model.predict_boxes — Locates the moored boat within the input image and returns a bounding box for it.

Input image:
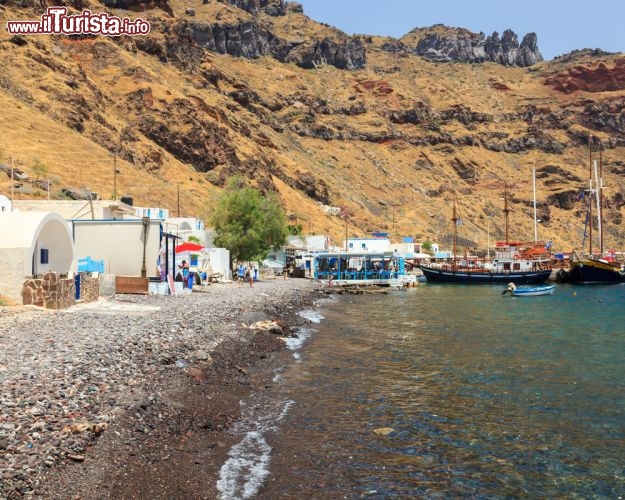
[417,187,553,284]
[502,283,555,296]
[419,262,552,284]
[558,138,625,284]
[558,255,625,284]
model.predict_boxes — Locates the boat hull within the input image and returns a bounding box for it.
[511,285,555,296]
[417,265,552,284]
[561,259,625,284]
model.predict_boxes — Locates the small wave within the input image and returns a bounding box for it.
[285,326,315,351]
[298,309,325,323]
[216,431,271,499]
[217,399,295,499]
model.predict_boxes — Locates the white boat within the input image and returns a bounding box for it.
[503,283,555,297]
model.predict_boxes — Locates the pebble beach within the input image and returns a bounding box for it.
[0,278,319,498]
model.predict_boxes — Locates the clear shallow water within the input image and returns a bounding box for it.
[258,283,625,498]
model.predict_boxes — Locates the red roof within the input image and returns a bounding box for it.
[175,242,204,253]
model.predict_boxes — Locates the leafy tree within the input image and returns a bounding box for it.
[211,177,289,261]
[187,235,201,244]
[288,223,303,235]
[422,241,433,254]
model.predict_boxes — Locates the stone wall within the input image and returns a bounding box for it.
[79,274,100,303]
[22,272,75,310]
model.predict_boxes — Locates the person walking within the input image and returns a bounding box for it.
[237,263,245,286]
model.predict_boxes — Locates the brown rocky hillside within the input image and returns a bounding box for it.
[1,0,625,253]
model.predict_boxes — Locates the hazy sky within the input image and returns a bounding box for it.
[296,0,624,60]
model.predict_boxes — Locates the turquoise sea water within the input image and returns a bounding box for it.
[255,283,625,498]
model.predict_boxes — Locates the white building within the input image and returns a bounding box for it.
[345,236,391,253]
[134,206,170,220]
[0,211,75,302]
[70,219,161,277]
[0,195,11,212]
[13,199,136,220]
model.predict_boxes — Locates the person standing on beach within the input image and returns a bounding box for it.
[246,266,253,287]
[283,264,288,280]
[237,263,245,286]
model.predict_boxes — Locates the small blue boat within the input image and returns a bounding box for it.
[503,283,555,297]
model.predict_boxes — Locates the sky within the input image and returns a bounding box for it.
[296,0,624,61]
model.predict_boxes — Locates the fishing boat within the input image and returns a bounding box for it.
[557,138,625,284]
[417,187,553,284]
[502,283,555,296]
[313,251,418,287]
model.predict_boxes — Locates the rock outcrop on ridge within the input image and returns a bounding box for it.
[401,25,543,66]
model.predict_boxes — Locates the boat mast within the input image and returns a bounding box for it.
[533,168,538,243]
[452,198,458,270]
[599,142,604,255]
[588,135,593,256]
[487,218,491,259]
[503,182,510,245]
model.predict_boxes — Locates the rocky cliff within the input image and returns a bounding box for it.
[0,0,624,252]
[401,25,543,66]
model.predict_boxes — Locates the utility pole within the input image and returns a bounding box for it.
[393,208,397,242]
[141,217,149,278]
[177,184,181,217]
[344,216,348,252]
[113,152,117,200]
[10,155,14,209]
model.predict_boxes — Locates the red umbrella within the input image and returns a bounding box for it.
[175,242,205,253]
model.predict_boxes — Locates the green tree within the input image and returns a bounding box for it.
[422,241,433,254]
[288,223,303,235]
[211,177,289,261]
[187,235,201,244]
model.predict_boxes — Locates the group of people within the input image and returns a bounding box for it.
[236,263,256,287]
[282,264,294,280]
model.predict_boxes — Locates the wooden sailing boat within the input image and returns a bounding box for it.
[417,188,552,284]
[559,138,625,283]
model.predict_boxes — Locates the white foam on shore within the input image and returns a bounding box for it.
[216,303,327,497]
[298,308,325,323]
[216,431,271,499]
[217,399,294,499]
[285,326,314,350]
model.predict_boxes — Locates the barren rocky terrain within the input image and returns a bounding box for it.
[1,0,625,250]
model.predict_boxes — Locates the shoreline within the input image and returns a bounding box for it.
[0,278,323,499]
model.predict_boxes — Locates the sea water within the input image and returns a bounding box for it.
[219,284,625,498]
